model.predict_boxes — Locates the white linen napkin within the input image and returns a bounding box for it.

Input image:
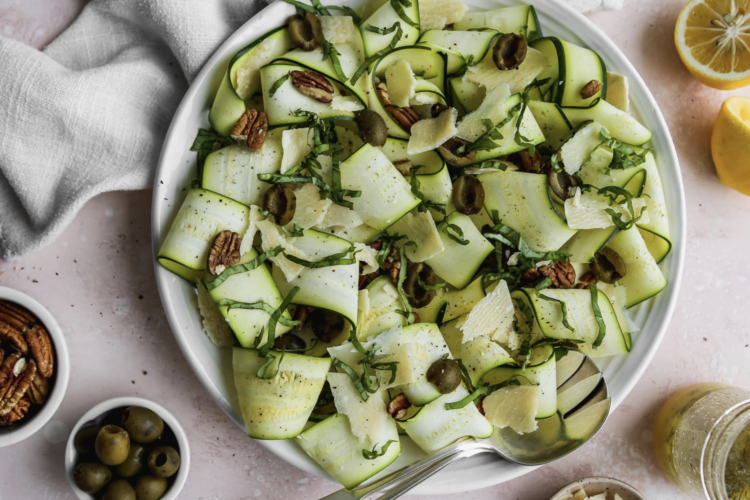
[0,0,264,259]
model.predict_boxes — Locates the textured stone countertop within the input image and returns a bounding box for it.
[1,0,750,498]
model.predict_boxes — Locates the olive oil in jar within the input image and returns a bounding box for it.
[726,424,750,499]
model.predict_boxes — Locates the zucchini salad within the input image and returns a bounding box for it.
[157,0,671,488]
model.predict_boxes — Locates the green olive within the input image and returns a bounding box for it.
[73,462,112,494]
[310,309,346,343]
[549,170,581,201]
[73,425,102,456]
[354,109,388,147]
[426,358,462,394]
[403,263,438,309]
[115,443,147,478]
[103,479,137,500]
[591,247,627,284]
[438,137,477,167]
[262,184,297,226]
[493,33,528,71]
[95,425,131,466]
[452,175,485,215]
[273,333,307,351]
[122,406,164,444]
[147,446,181,478]
[134,475,168,500]
[288,11,323,51]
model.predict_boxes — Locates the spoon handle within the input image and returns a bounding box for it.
[320,440,492,500]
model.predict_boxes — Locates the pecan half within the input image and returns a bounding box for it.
[386,105,419,132]
[0,348,4,366]
[207,230,242,275]
[0,359,36,417]
[0,322,28,355]
[26,324,54,379]
[393,160,412,177]
[522,262,577,289]
[387,393,412,419]
[575,271,599,289]
[291,70,334,103]
[389,260,402,284]
[580,80,602,99]
[230,109,268,151]
[375,82,391,106]
[0,396,30,425]
[0,301,37,328]
[27,373,49,405]
[0,352,20,397]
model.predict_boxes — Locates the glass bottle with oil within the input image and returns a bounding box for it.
[654,383,750,499]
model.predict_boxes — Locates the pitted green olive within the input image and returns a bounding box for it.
[493,33,528,71]
[354,109,388,147]
[103,479,136,500]
[74,425,102,456]
[115,443,146,478]
[549,170,581,201]
[262,184,297,226]
[452,175,485,215]
[403,263,438,309]
[438,137,477,167]
[426,359,462,394]
[147,446,181,478]
[591,247,627,284]
[122,406,164,444]
[95,425,130,466]
[73,462,112,494]
[134,475,168,500]
[273,333,306,351]
[310,309,346,343]
[289,12,323,51]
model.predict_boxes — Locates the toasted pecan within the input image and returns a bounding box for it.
[387,393,412,419]
[580,79,603,99]
[386,105,419,132]
[26,324,54,378]
[0,322,28,355]
[291,70,334,103]
[231,109,269,151]
[207,230,242,276]
[0,359,36,417]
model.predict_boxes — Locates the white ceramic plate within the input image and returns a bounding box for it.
[151,0,686,494]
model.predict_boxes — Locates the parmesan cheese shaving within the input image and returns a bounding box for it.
[240,205,269,257]
[255,219,308,281]
[560,122,606,175]
[317,202,364,229]
[290,184,331,229]
[234,38,278,100]
[464,47,548,94]
[565,188,650,230]
[280,128,312,173]
[389,211,444,262]
[418,0,469,31]
[457,83,511,142]
[482,384,540,434]
[605,72,629,113]
[327,372,390,443]
[354,242,379,274]
[320,15,359,45]
[196,282,236,347]
[407,107,458,155]
[331,95,365,112]
[459,280,515,343]
[385,59,417,108]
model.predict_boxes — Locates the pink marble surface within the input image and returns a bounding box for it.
[1,0,750,499]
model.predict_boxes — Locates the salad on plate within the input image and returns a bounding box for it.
[156,0,671,489]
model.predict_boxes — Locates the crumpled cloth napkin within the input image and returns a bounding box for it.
[0,0,622,259]
[0,0,264,259]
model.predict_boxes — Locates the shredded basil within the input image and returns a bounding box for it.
[257,351,284,379]
[417,276,446,291]
[395,242,418,324]
[389,0,418,27]
[351,22,403,84]
[453,54,475,75]
[269,72,290,97]
[332,358,371,400]
[444,376,523,410]
[281,0,317,13]
[590,285,606,349]
[190,128,233,173]
[363,440,397,460]
[285,247,358,268]
[326,5,362,24]
[443,223,470,246]
[535,277,553,291]
[259,287,300,358]
[513,79,551,155]
[374,233,405,269]
[321,40,349,83]
[585,184,645,230]
[205,246,284,292]
[218,299,301,328]
[538,293,575,333]
[455,358,475,393]
[281,224,305,238]
[282,0,360,23]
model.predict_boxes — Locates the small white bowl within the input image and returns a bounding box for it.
[550,477,647,500]
[65,396,190,500]
[0,286,70,448]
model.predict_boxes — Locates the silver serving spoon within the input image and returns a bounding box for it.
[322,351,610,500]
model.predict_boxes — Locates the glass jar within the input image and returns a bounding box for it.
[654,383,750,500]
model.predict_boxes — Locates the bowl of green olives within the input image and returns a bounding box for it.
[65,397,189,500]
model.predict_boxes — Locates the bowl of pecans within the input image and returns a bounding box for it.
[0,286,70,447]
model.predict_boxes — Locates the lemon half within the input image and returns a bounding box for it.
[712,96,750,196]
[675,0,750,90]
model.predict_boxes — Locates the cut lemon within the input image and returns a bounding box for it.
[675,0,750,90]
[712,96,750,196]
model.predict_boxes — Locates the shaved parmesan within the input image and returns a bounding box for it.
[318,202,364,229]
[389,211,444,262]
[354,242,379,274]
[357,289,370,330]
[569,489,588,500]
[419,0,469,31]
[560,122,608,175]
[588,495,607,500]
[255,220,308,281]
[482,384,540,434]
[327,372,391,443]
[320,15,359,45]
[410,92,439,105]
[565,188,649,230]
[196,282,235,347]
[281,128,312,173]
[458,280,514,344]
[465,47,548,94]
[331,95,365,112]
[457,83,511,142]
[240,205,269,257]
[234,37,278,100]
[605,72,629,113]
[328,342,366,376]
[386,60,417,108]
[367,327,418,388]
[290,183,331,229]
[261,128,284,173]
[407,107,458,155]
